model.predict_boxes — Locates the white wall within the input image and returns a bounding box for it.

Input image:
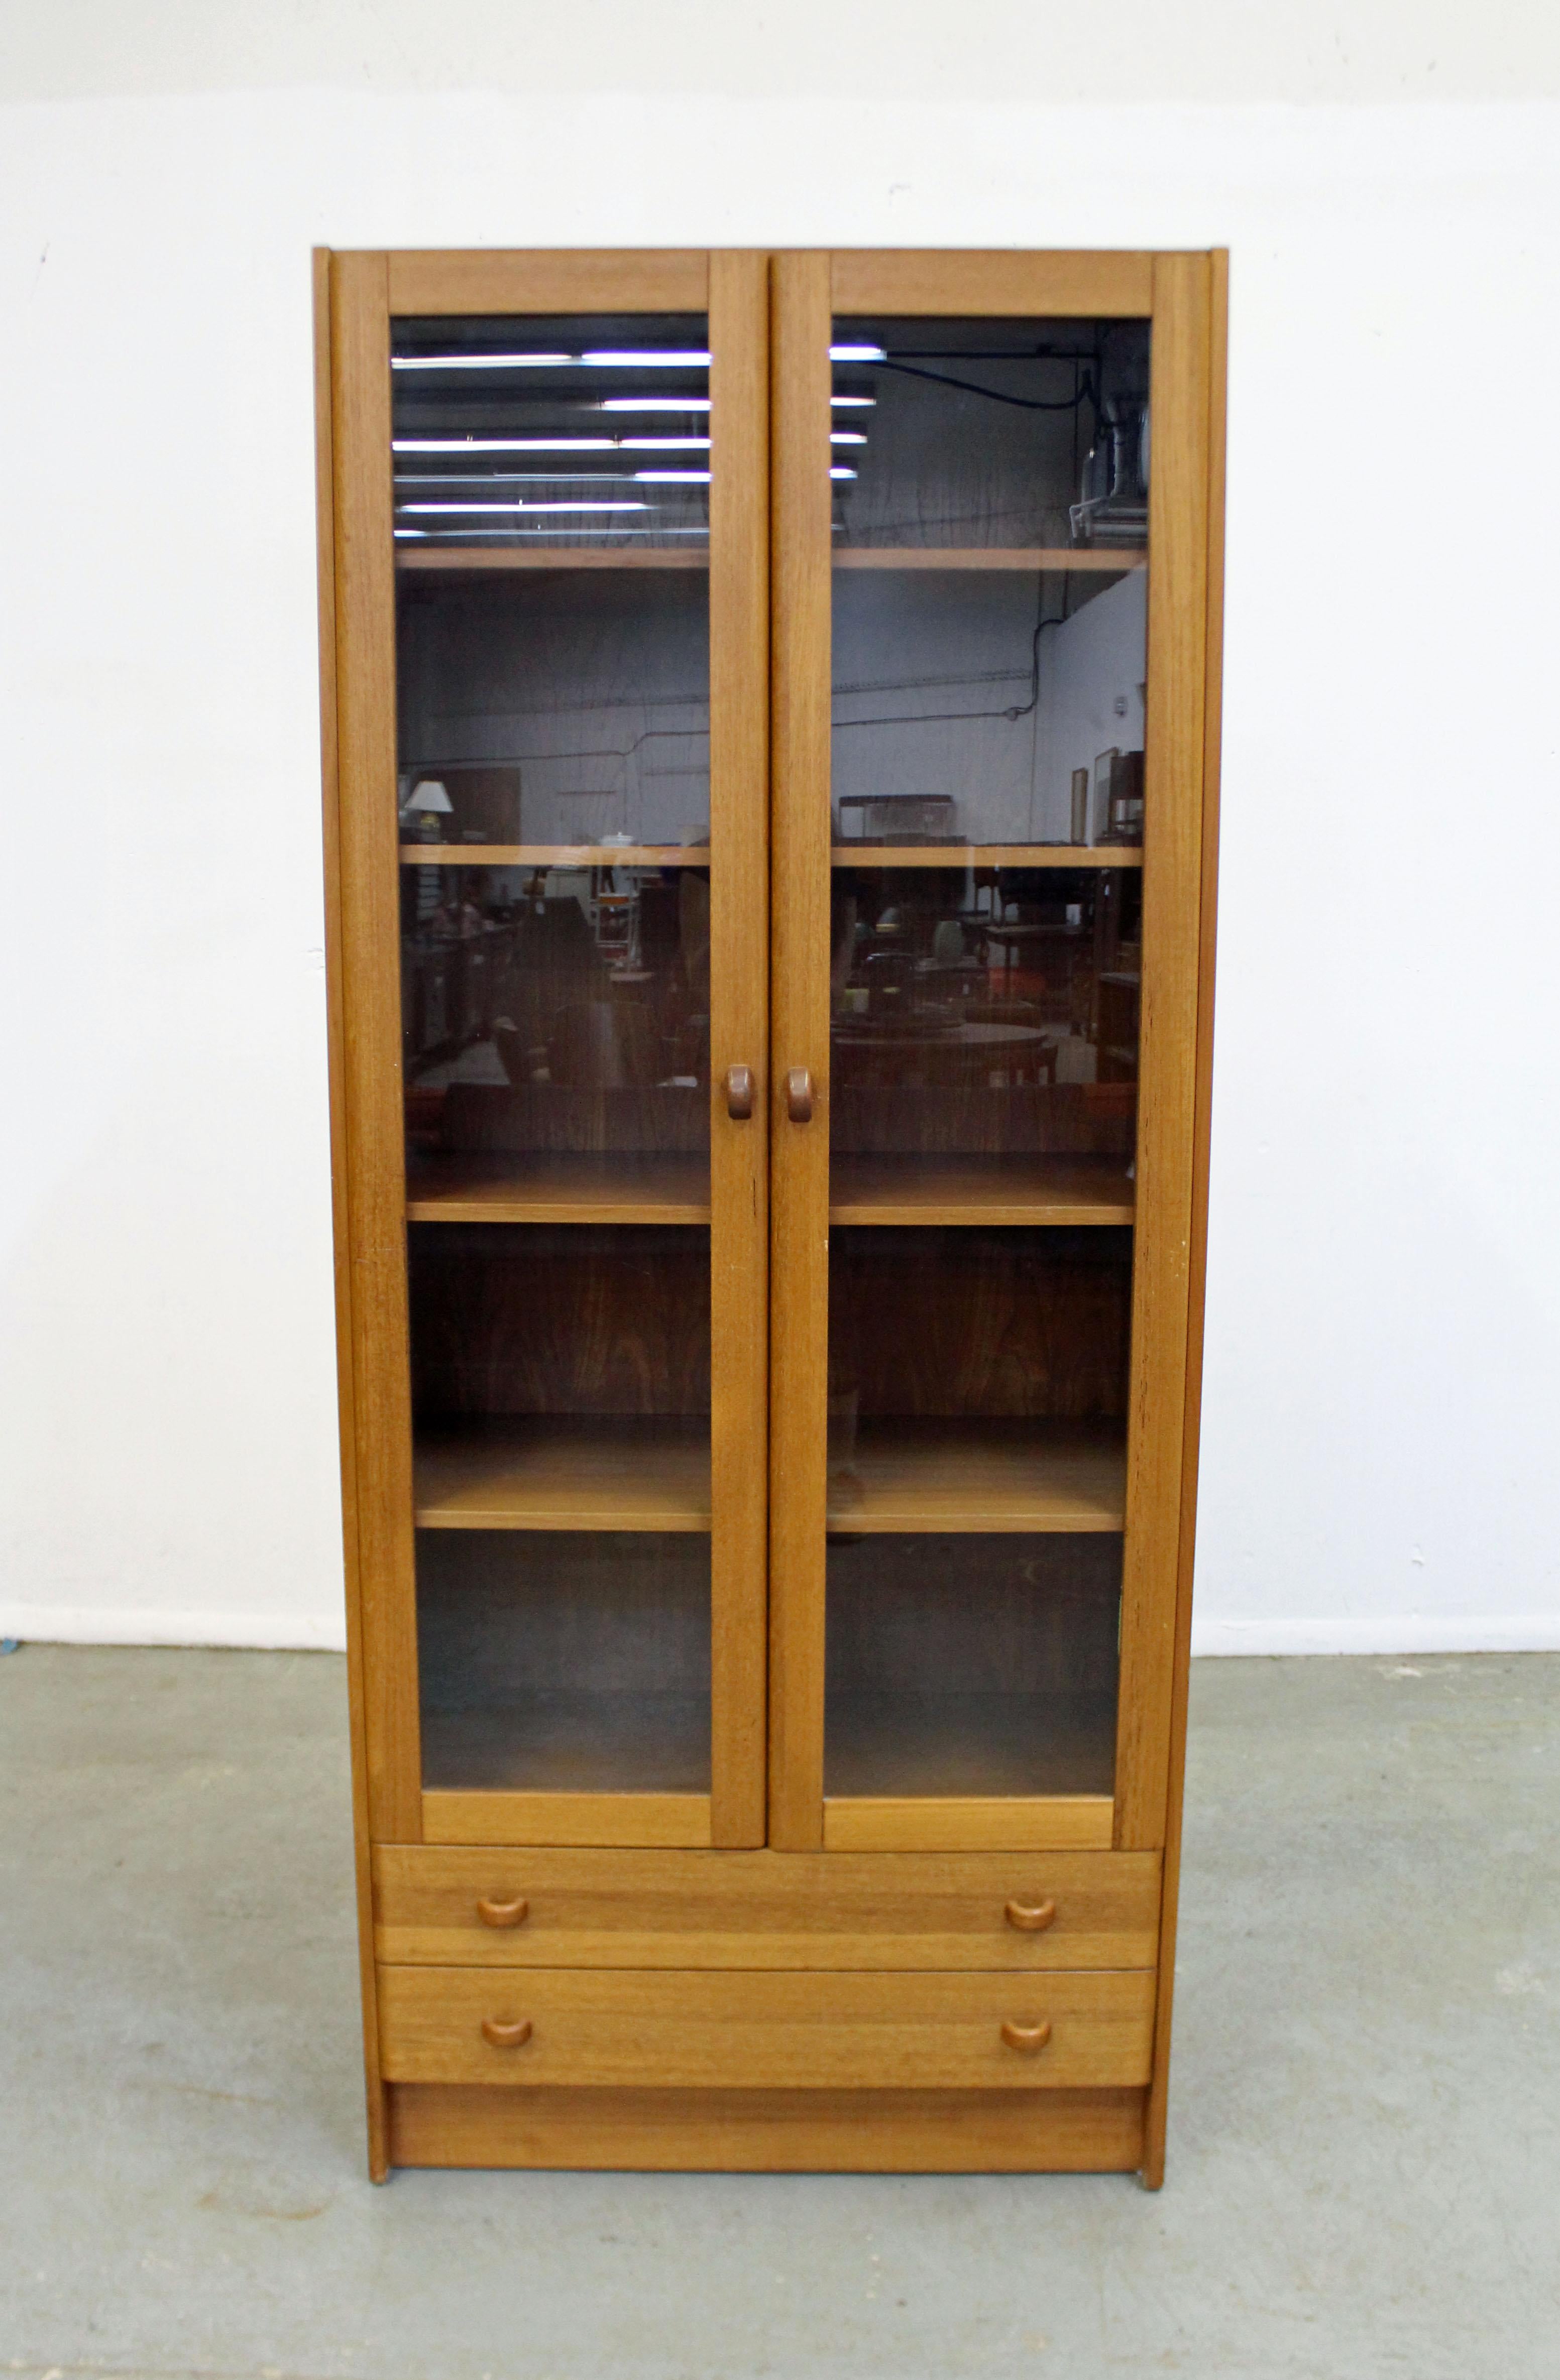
[2,6,1558,1653]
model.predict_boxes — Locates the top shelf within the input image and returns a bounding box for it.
[834,846,1141,869]
[395,545,1145,576]
[400,844,708,868]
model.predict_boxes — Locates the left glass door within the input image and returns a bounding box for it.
[325,253,768,1849]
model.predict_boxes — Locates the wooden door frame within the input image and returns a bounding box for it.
[765,250,1225,1858]
[317,249,771,1869]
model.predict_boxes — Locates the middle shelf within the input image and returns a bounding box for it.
[412,1417,1126,1535]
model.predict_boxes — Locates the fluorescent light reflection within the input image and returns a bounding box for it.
[633,469,711,483]
[599,396,712,413]
[397,501,650,515]
[832,394,875,407]
[583,349,711,367]
[830,343,886,362]
[830,467,857,480]
[391,348,711,372]
[830,432,867,445]
[393,436,711,453]
[392,353,573,371]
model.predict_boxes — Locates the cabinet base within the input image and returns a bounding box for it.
[386,2083,1145,2173]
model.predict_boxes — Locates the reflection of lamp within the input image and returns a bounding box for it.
[400,778,453,843]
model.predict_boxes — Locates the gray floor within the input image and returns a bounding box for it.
[2,1646,1555,2380]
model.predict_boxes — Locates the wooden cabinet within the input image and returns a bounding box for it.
[316,245,1225,2183]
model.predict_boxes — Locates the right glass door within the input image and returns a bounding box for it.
[770,252,1211,1855]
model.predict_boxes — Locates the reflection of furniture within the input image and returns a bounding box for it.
[319,242,1224,2188]
[1096,973,1141,1083]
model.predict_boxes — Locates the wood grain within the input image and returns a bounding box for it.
[377,1965,1155,2089]
[1112,254,1212,1855]
[423,1792,713,1848]
[830,1155,1134,1226]
[830,252,1154,318]
[385,250,710,315]
[314,248,390,2184]
[398,844,705,868]
[329,249,423,1844]
[822,1797,1116,1852]
[387,2082,1145,2171]
[834,547,1144,572]
[413,1419,710,1530]
[767,252,834,1848]
[707,251,771,1848]
[1144,248,1227,2192]
[372,1843,1161,1971]
[405,1151,710,1225]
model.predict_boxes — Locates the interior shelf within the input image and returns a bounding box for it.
[400,843,708,868]
[831,846,1142,869]
[397,548,709,573]
[414,1419,711,1532]
[407,1152,711,1225]
[828,1420,1126,1533]
[419,1690,711,1796]
[824,1690,1118,1800]
[833,547,1145,572]
[829,1155,1134,1227]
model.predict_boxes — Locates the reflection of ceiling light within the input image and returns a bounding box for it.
[618,437,711,451]
[395,437,615,452]
[830,432,867,445]
[397,500,650,514]
[583,349,711,367]
[395,471,642,485]
[830,467,857,480]
[599,396,712,412]
[633,470,711,483]
[831,394,875,406]
[830,343,886,361]
[392,352,572,370]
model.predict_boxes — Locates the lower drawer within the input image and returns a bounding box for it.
[377,1966,1155,2091]
[373,1846,1161,1970]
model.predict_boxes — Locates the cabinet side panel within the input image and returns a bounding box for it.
[330,252,422,1843]
[315,250,389,2181]
[708,252,771,1846]
[1143,250,1228,2188]
[1113,255,1212,1851]
[767,254,834,1848]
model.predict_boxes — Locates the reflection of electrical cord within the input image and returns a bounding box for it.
[833,580,1068,732]
[872,360,1098,421]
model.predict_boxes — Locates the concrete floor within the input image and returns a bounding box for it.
[2,1647,1555,2380]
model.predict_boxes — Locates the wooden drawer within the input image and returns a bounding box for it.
[378,1966,1155,2090]
[373,1845,1160,1970]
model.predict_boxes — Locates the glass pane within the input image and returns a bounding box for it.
[392,309,714,1808]
[825,310,1148,1815]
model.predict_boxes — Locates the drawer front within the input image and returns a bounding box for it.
[378,1966,1155,2090]
[374,1845,1160,1970]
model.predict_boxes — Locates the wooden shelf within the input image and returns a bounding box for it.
[830,1155,1134,1227]
[832,846,1142,869]
[398,548,708,573]
[401,844,708,868]
[407,1152,710,1225]
[414,1419,711,1532]
[834,548,1145,572]
[420,1695,711,1798]
[824,1690,1118,1802]
[828,1421,1125,1533]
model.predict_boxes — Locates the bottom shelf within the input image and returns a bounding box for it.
[825,1690,1118,1801]
[420,1689,711,1797]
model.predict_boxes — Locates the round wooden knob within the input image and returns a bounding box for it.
[725,1063,754,1120]
[481,2016,533,2050]
[476,1894,529,1929]
[1000,2019,1052,2054]
[1004,1897,1057,1933]
[786,1066,814,1123]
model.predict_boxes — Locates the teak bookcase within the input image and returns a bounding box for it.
[315,246,1225,2182]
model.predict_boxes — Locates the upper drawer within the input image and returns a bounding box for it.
[378,1964,1155,2091]
[373,1844,1160,1970]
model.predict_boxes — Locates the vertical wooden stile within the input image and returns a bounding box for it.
[329,252,423,1844]
[1143,250,1228,2186]
[766,254,834,1848]
[314,251,390,2180]
[708,252,771,1846]
[1111,255,1213,1853]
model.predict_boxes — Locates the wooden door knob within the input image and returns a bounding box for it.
[476,1894,529,1929]
[481,2016,533,2050]
[725,1063,754,1120]
[786,1066,814,1123]
[1000,2019,1052,2054]
[1004,1897,1057,1933]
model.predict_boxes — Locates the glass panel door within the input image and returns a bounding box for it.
[769,254,1186,1853]
[329,255,768,1848]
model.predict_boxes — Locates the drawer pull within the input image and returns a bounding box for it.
[725,1063,755,1120]
[1004,1897,1057,1933]
[481,2016,533,2050]
[786,1066,814,1124]
[1000,2019,1052,2054]
[476,1894,529,1929]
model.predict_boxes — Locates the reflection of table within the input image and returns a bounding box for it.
[832,1018,1054,1089]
